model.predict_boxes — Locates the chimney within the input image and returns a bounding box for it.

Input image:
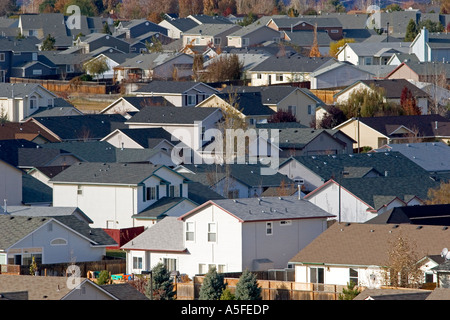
[2,199,7,213]
[435,121,438,130]
[298,184,302,200]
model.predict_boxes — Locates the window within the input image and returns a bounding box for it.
[66,64,74,73]
[146,186,156,200]
[349,268,358,285]
[364,57,372,65]
[276,74,283,82]
[32,69,42,76]
[310,267,324,284]
[51,238,67,246]
[163,258,177,272]
[28,30,37,36]
[227,190,239,199]
[242,38,249,46]
[266,222,273,235]
[133,256,142,269]
[0,53,5,62]
[29,96,37,109]
[208,223,216,242]
[169,185,175,197]
[77,185,83,195]
[308,105,314,115]
[32,53,37,61]
[331,29,339,33]
[186,222,195,241]
[217,265,226,273]
[187,94,196,106]
[214,38,221,45]
[287,106,296,116]
[22,253,42,266]
[199,264,207,274]
[256,73,262,79]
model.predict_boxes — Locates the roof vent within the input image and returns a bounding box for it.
[416,226,423,230]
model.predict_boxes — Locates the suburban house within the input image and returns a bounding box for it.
[410,27,450,63]
[195,91,275,126]
[333,114,450,150]
[50,162,192,229]
[366,204,450,226]
[277,151,432,193]
[113,52,194,83]
[181,23,241,48]
[124,105,223,153]
[309,60,374,89]
[0,83,57,122]
[132,80,218,107]
[121,196,334,278]
[336,41,411,66]
[82,52,139,80]
[304,174,438,223]
[247,55,334,87]
[282,30,333,55]
[100,96,174,118]
[113,19,168,39]
[386,60,450,84]
[38,51,92,79]
[266,16,343,41]
[158,17,199,39]
[175,163,294,199]
[372,142,450,173]
[333,79,430,115]
[0,212,116,267]
[221,85,324,127]
[226,25,281,48]
[101,128,176,151]
[70,33,131,54]
[289,223,450,290]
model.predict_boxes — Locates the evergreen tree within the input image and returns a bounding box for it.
[235,269,262,300]
[404,19,418,41]
[146,262,175,300]
[102,22,112,35]
[41,34,56,51]
[97,270,111,285]
[199,266,226,300]
[338,281,360,300]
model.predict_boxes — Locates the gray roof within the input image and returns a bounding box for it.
[135,197,194,219]
[184,23,240,36]
[0,36,40,52]
[250,55,334,73]
[342,42,411,56]
[277,128,346,149]
[0,214,116,249]
[227,25,275,37]
[126,105,221,124]
[282,30,333,46]
[160,17,199,32]
[0,83,48,98]
[49,162,169,185]
[373,142,450,172]
[269,16,342,28]
[4,206,93,224]
[121,216,185,252]
[183,196,334,222]
[116,52,191,69]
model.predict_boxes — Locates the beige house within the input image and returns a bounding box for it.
[333,114,450,150]
[227,25,281,48]
[0,83,57,122]
[182,23,241,48]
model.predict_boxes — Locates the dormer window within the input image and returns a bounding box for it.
[29,96,37,109]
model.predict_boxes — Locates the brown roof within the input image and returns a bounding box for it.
[0,122,59,142]
[0,274,78,300]
[426,288,450,300]
[290,222,450,266]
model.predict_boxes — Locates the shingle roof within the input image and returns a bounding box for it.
[213,92,275,116]
[289,222,450,266]
[0,83,45,98]
[0,36,40,52]
[5,205,92,223]
[30,114,128,141]
[356,114,450,138]
[0,139,39,167]
[0,122,59,142]
[373,142,450,172]
[100,283,149,300]
[249,55,334,73]
[183,23,240,36]
[282,151,431,182]
[134,80,217,94]
[49,162,166,185]
[22,174,52,204]
[180,196,334,222]
[110,128,175,148]
[135,197,192,219]
[121,216,185,252]
[126,105,221,124]
[277,128,346,149]
[366,204,450,226]
[356,79,429,98]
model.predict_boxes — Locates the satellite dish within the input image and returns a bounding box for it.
[442,248,448,258]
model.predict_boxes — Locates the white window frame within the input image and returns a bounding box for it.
[242,38,249,46]
[29,96,37,109]
[349,268,359,285]
[146,186,156,200]
[186,222,195,241]
[208,223,217,242]
[32,69,42,76]
[276,74,284,82]
[77,185,83,195]
[50,238,68,246]
[163,258,177,272]
[187,94,196,106]
[133,256,143,269]
[0,53,5,62]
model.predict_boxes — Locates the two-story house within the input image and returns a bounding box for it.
[50,162,192,229]
[182,23,241,48]
[121,196,334,277]
[0,83,57,122]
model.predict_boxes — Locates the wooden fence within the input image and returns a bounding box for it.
[0,264,20,275]
[18,259,126,277]
[176,276,347,300]
[10,77,119,95]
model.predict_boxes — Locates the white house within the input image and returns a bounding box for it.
[0,83,57,122]
[0,214,116,267]
[50,162,191,229]
[289,222,450,289]
[121,196,334,278]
